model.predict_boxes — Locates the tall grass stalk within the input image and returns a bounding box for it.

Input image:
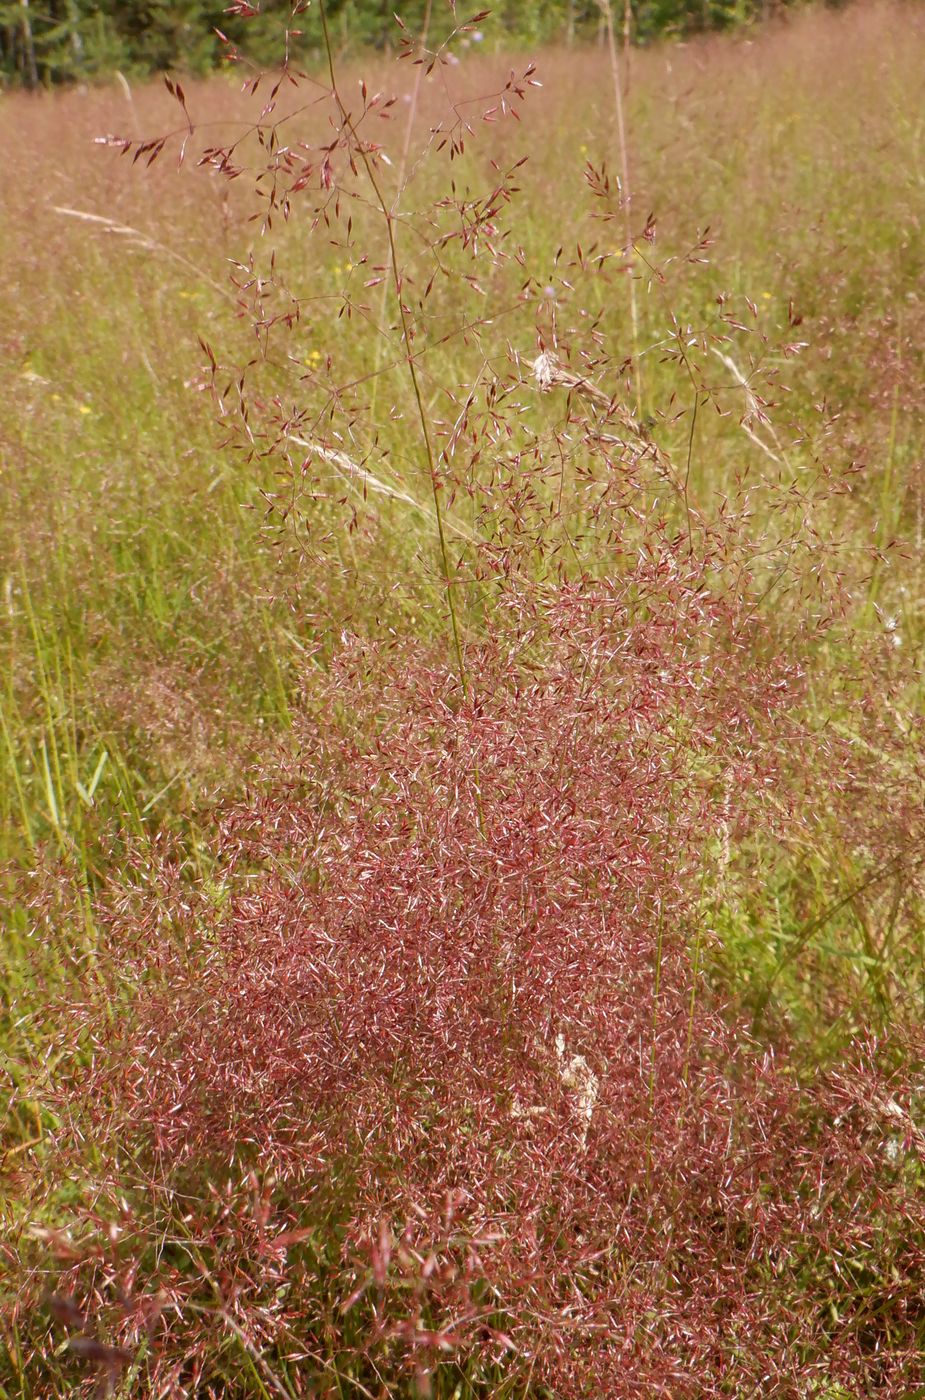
[599,0,642,416]
[318,0,468,700]
[318,0,485,837]
[368,0,433,425]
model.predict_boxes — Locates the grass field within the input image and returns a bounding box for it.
[3,4,925,1395]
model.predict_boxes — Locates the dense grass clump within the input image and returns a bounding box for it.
[4,3,925,1395]
[42,620,925,1394]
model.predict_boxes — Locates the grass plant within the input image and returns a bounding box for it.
[3,3,925,1394]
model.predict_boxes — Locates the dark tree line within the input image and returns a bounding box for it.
[0,0,810,88]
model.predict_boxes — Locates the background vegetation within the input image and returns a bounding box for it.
[5,0,828,87]
[3,1,925,1395]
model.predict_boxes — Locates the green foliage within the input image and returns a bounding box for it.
[0,0,805,88]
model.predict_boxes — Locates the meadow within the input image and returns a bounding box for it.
[3,3,925,1394]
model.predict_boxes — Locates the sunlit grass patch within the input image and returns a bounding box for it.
[3,5,925,1393]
